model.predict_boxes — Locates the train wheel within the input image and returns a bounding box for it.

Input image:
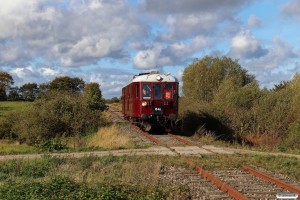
[142,122,152,132]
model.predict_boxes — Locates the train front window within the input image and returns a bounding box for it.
[154,84,162,100]
[142,83,151,99]
[164,83,173,99]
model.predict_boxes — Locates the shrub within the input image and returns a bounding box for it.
[3,92,103,144]
[284,122,300,148]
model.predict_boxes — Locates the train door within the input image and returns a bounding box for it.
[132,83,140,117]
[126,86,129,114]
[122,88,125,113]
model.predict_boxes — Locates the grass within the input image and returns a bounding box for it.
[0,140,36,155]
[0,154,299,199]
[0,155,185,199]
[108,102,122,111]
[0,101,32,118]
[86,124,134,149]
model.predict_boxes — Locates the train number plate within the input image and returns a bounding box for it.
[153,107,163,115]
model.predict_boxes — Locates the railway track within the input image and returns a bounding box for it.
[110,107,300,199]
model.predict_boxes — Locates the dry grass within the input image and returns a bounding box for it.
[87,124,134,149]
[243,132,281,147]
[99,111,113,126]
[108,103,122,111]
[120,160,162,188]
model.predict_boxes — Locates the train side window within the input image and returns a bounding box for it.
[142,83,151,99]
[136,84,139,98]
[164,83,173,99]
[154,84,162,100]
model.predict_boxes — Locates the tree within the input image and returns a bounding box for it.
[83,82,106,111]
[48,76,85,94]
[272,81,289,91]
[182,56,256,102]
[0,72,14,100]
[110,97,120,103]
[19,83,39,101]
[7,87,20,101]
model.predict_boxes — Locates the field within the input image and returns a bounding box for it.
[0,101,32,117]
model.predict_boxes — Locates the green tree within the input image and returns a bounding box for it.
[182,56,255,102]
[48,76,85,94]
[19,83,39,101]
[0,72,14,100]
[83,83,106,111]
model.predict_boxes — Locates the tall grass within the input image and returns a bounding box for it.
[87,124,134,149]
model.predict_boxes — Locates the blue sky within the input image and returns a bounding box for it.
[0,0,300,98]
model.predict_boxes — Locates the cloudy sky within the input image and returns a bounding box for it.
[0,0,300,98]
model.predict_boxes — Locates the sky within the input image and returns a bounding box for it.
[0,0,300,98]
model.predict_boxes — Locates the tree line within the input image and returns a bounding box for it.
[0,72,100,102]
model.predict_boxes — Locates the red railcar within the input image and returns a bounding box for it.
[121,71,179,131]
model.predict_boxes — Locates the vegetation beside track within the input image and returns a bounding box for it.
[180,56,300,152]
[0,155,187,199]
[0,154,299,199]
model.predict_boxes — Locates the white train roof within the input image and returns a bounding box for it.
[125,71,178,86]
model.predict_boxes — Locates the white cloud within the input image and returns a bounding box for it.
[0,0,146,67]
[240,37,298,88]
[133,36,208,69]
[229,30,267,59]
[133,44,164,69]
[248,37,296,69]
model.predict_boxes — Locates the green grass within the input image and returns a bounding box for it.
[0,101,32,118]
[0,140,36,155]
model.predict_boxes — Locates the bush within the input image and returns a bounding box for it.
[1,92,103,144]
[284,122,300,148]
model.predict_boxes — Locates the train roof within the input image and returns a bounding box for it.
[125,71,178,86]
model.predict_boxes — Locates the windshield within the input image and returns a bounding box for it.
[154,84,162,100]
[142,83,151,99]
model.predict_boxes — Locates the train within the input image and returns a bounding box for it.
[121,71,179,131]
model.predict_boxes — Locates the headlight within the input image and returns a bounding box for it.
[142,101,148,107]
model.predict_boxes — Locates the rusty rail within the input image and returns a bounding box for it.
[183,157,249,200]
[167,133,194,145]
[134,129,248,199]
[242,165,300,195]
[130,124,163,145]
